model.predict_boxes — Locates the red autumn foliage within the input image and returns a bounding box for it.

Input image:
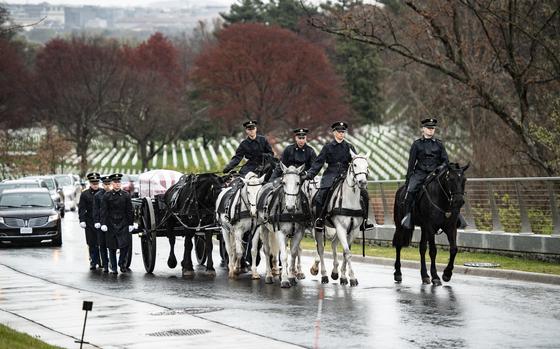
[191,23,350,136]
[0,39,29,128]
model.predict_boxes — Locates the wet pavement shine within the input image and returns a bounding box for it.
[0,211,559,348]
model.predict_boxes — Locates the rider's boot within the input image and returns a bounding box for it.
[360,189,375,231]
[401,191,415,230]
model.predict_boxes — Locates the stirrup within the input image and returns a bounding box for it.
[361,219,374,231]
[314,218,324,232]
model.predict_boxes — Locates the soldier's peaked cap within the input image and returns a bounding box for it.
[243,120,257,129]
[421,118,438,127]
[331,121,348,131]
[293,128,309,136]
[109,173,123,182]
[101,176,111,184]
[86,172,101,182]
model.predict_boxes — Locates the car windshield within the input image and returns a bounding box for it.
[0,183,40,191]
[55,176,72,186]
[41,178,56,190]
[0,193,53,208]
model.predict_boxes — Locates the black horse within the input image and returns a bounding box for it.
[164,173,224,278]
[393,162,469,285]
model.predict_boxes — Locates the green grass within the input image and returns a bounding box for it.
[299,237,560,275]
[0,324,62,349]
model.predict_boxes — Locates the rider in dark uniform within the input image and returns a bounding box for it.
[270,128,317,181]
[79,173,101,270]
[100,173,134,274]
[305,122,374,232]
[222,120,274,176]
[401,118,449,229]
[93,175,111,273]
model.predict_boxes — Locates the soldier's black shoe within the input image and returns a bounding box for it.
[120,266,127,273]
[110,269,118,274]
[103,268,109,273]
[401,213,413,230]
[360,219,375,231]
[89,264,96,270]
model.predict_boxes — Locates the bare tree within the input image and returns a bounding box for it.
[308,0,560,175]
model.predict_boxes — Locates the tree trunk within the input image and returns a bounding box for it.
[139,140,149,172]
[76,141,89,177]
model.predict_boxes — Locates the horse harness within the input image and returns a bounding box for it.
[421,167,464,219]
[261,184,311,238]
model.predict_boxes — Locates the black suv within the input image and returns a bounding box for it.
[0,188,62,246]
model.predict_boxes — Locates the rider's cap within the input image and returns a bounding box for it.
[421,118,438,127]
[243,120,257,129]
[331,121,348,131]
[109,173,123,182]
[293,128,309,136]
[86,172,101,183]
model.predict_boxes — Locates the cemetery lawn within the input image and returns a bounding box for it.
[0,324,62,349]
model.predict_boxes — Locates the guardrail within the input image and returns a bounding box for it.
[367,177,560,236]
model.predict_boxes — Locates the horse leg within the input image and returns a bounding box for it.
[277,231,291,288]
[443,230,458,282]
[394,243,403,283]
[296,243,305,280]
[261,227,274,284]
[428,233,441,286]
[182,233,195,279]
[309,228,321,277]
[331,237,340,281]
[419,227,430,284]
[167,229,177,269]
[205,232,215,277]
[234,226,245,275]
[315,228,328,284]
[222,226,236,279]
[336,222,356,286]
[250,227,261,280]
[288,231,303,286]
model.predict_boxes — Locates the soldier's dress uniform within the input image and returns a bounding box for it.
[270,128,317,181]
[93,176,110,273]
[401,118,449,229]
[78,173,101,270]
[306,122,372,231]
[223,120,274,176]
[100,173,134,274]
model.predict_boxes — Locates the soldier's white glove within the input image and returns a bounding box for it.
[128,225,134,233]
[133,222,138,229]
[101,225,108,232]
[79,222,86,229]
[94,222,101,229]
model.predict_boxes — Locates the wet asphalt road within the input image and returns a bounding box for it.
[1,211,559,349]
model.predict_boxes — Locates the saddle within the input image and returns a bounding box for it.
[217,178,247,224]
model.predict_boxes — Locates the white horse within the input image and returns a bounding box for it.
[257,164,308,288]
[309,151,369,286]
[216,172,265,279]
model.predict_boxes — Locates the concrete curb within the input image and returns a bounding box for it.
[299,249,560,286]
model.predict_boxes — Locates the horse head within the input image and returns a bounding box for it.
[280,163,304,213]
[242,172,266,217]
[349,149,370,189]
[441,162,470,210]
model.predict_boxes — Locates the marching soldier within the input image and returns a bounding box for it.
[93,175,111,273]
[305,122,374,232]
[100,173,134,274]
[401,118,449,229]
[78,173,101,270]
[222,120,275,176]
[270,128,317,181]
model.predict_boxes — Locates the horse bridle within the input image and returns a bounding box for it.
[346,156,369,188]
[281,171,302,208]
[241,181,261,212]
[423,168,465,218]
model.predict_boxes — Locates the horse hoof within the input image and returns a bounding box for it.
[289,277,297,286]
[273,269,281,276]
[350,279,358,287]
[432,278,442,286]
[310,267,318,276]
[182,269,194,279]
[281,281,291,288]
[394,273,402,282]
[252,273,261,280]
[265,276,274,284]
[442,273,452,282]
[206,270,216,278]
[422,277,431,285]
[296,272,306,280]
[228,272,237,279]
[167,259,177,269]
[340,278,348,286]
[331,272,339,280]
[321,276,329,284]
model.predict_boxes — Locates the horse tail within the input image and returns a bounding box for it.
[392,185,413,247]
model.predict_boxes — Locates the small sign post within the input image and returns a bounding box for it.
[76,301,93,349]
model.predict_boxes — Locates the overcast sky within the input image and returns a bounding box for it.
[4,0,235,7]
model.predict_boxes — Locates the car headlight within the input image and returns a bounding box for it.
[48,214,59,222]
[0,217,4,224]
